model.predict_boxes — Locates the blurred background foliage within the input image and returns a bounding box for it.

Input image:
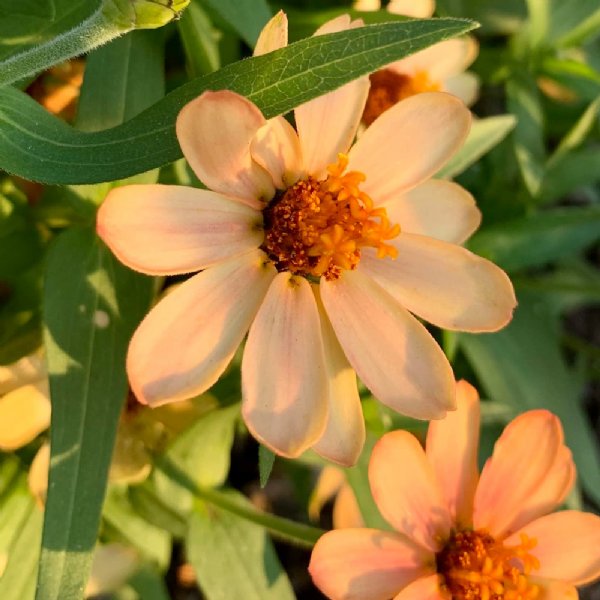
[0,0,599,598]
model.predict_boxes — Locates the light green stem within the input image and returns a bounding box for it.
[0,4,129,87]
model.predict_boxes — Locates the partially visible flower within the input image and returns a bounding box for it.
[98,13,515,466]
[85,543,139,598]
[309,465,364,530]
[310,381,600,599]
[354,0,435,18]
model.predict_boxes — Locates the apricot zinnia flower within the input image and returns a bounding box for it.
[309,381,600,599]
[97,15,515,465]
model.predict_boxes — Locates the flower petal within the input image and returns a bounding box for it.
[369,431,452,551]
[128,250,275,406]
[309,528,434,600]
[0,382,50,450]
[348,92,471,202]
[360,233,516,332]
[426,380,480,528]
[382,179,481,244]
[334,484,365,529]
[241,273,328,458]
[311,290,365,467]
[444,72,480,106]
[28,441,50,507]
[295,16,369,178]
[0,353,45,395]
[308,466,346,521]
[534,578,578,600]
[393,575,446,600]
[253,10,288,56]
[474,410,568,538]
[97,184,263,275]
[85,544,139,598]
[388,0,435,17]
[320,270,455,420]
[507,511,600,586]
[250,116,304,189]
[176,90,274,201]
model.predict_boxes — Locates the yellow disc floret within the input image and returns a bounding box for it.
[436,530,541,600]
[262,154,400,281]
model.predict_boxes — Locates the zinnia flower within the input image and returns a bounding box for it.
[309,380,600,599]
[97,14,515,465]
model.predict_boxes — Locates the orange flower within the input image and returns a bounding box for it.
[309,381,600,599]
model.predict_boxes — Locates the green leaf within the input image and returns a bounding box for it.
[128,565,171,600]
[506,73,546,198]
[458,297,600,505]
[467,205,600,272]
[37,228,154,600]
[258,445,276,488]
[177,0,220,77]
[0,18,478,184]
[524,0,550,49]
[436,115,517,179]
[187,494,296,600]
[200,0,271,47]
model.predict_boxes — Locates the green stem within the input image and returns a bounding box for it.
[0,4,130,87]
[155,457,325,548]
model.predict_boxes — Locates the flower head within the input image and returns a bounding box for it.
[309,381,600,599]
[97,13,516,465]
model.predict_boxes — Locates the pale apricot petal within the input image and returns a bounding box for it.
[393,38,477,81]
[348,93,471,202]
[97,185,263,275]
[253,10,288,56]
[176,90,274,201]
[85,544,139,598]
[444,72,480,106]
[474,410,566,538]
[242,273,328,458]
[250,116,304,189]
[393,575,446,600]
[535,578,578,600]
[295,16,369,178]
[354,0,381,10]
[426,380,480,528]
[360,233,516,332]
[320,270,455,420]
[309,466,346,521]
[0,353,45,395]
[309,528,434,600]
[334,484,365,529]
[0,382,50,451]
[388,0,435,17]
[312,292,365,467]
[381,180,480,244]
[128,251,275,406]
[507,511,600,586]
[369,431,451,551]
[28,442,49,507]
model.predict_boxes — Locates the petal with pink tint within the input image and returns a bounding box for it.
[311,290,365,467]
[295,16,369,179]
[534,578,578,600]
[360,233,517,332]
[251,116,304,189]
[176,90,274,202]
[0,382,51,451]
[392,38,478,81]
[309,528,434,600]
[348,93,471,202]
[369,431,451,551]
[253,10,288,56]
[474,410,567,538]
[444,72,480,106]
[242,273,328,458]
[334,484,365,529]
[381,179,481,244]
[97,184,263,275]
[426,380,480,528]
[507,511,600,586]
[128,250,275,406]
[320,270,455,420]
[393,575,446,600]
[388,0,435,17]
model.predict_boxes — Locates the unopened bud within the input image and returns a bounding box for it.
[103,0,190,30]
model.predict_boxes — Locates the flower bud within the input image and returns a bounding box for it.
[103,0,190,30]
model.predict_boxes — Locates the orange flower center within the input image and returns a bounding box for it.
[362,68,441,126]
[436,530,541,600]
[261,154,400,281]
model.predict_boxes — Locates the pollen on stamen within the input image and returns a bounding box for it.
[436,529,541,600]
[261,153,400,281]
